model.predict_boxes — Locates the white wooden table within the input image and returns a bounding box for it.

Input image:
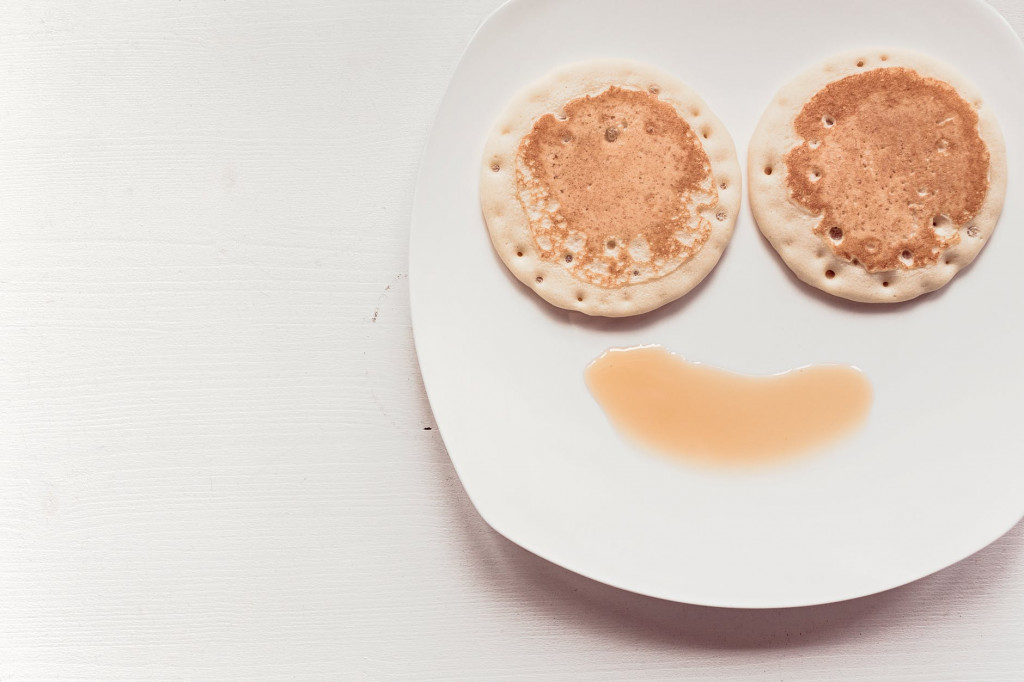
[0,1,1020,678]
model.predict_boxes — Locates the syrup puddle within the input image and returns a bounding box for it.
[585,345,872,465]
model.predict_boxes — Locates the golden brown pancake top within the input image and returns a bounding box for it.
[515,87,716,288]
[784,67,990,273]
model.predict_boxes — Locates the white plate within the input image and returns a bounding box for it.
[409,0,1024,607]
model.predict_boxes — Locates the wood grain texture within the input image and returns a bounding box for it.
[0,0,1018,679]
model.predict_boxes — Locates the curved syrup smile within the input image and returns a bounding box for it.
[586,345,872,465]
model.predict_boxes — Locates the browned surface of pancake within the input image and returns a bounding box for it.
[784,68,990,273]
[515,87,715,288]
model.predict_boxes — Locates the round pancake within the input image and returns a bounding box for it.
[480,60,741,317]
[748,49,1007,303]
